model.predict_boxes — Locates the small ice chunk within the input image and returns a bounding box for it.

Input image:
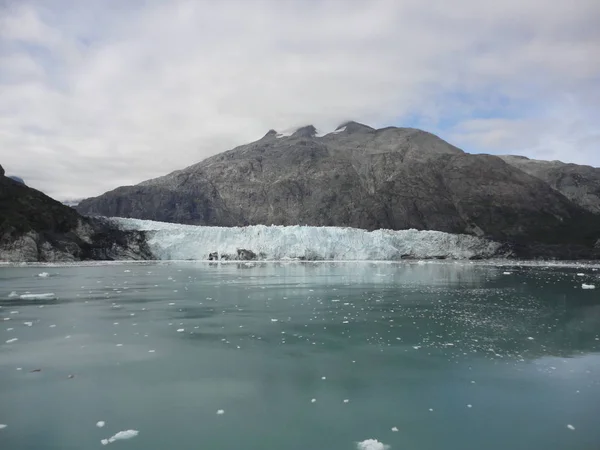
[576,273,585,276]
[101,429,139,445]
[0,424,6,429]
[19,293,57,300]
[38,272,50,277]
[5,338,18,344]
[467,404,473,408]
[96,421,105,428]
[527,337,534,340]
[271,319,278,322]
[343,399,349,403]
[503,272,512,275]
[582,284,596,290]
[216,409,225,415]
[311,398,316,403]
[567,424,575,430]
[148,350,156,353]
[24,322,33,327]
[356,439,390,450]
[321,376,327,380]
[177,328,185,333]
[8,291,18,298]
[391,427,398,432]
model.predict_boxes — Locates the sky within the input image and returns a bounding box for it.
[1,0,599,200]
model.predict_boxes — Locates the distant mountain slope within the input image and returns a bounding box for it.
[500,155,600,214]
[77,122,600,258]
[0,164,152,262]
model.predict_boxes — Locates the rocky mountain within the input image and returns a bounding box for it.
[500,155,600,214]
[76,122,600,259]
[0,164,153,262]
[7,175,25,185]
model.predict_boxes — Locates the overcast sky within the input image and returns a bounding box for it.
[1,0,599,200]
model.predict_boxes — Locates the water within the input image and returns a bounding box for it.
[1,261,600,450]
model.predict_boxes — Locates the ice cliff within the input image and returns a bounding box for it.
[114,218,504,261]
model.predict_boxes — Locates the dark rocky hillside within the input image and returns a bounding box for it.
[0,164,153,262]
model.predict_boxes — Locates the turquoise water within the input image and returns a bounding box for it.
[1,262,599,450]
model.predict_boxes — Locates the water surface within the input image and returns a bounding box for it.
[1,262,599,450]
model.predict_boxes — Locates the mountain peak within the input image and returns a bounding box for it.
[336,121,375,134]
[0,164,4,177]
[263,129,278,139]
[292,125,317,138]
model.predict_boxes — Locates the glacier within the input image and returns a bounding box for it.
[113,218,504,261]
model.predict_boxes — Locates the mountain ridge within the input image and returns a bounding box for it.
[76,122,600,259]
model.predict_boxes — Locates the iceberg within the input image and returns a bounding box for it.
[113,218,503,261]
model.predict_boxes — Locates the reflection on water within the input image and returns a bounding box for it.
[1,262,599,450]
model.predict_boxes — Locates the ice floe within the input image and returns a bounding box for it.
[19,293,57,300]
[101,429,139,445]
[356,439,390,450]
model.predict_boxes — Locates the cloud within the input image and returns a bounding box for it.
[0,0,599,199]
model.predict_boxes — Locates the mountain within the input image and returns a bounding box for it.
[7,175,25,185]
[0,163,153,262]
[76,122,600,259]
[62,198,84,207]
[500,155,600,214]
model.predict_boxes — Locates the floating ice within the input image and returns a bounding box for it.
[356,439,390,450]
[343,399,349,403]
[114,218,503,261]
[567,424,575,430]
[5,338,18,343]
[391,427,398,432]
[37,272,50,277]
[176,328,185,333]
[101,429,139,445]
[216,410,225,415]
[8,291,18,298]
[576,273,585,276]
[19,293,57,300]
[0,424,6,430]
[96,421,106,428]
[582,284,596,290]
[23,322,33,327]
[311,398,316,403]
[503,271,512,275]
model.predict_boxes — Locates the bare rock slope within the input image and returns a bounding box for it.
[0,164,153,262]
[77,123,600,259]
[500,155,600,214]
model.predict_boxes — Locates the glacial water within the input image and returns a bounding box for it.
[1,261,600,450]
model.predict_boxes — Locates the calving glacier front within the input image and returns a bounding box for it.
[115,218,504,261]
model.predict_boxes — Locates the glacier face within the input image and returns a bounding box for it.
[114,218,504,261]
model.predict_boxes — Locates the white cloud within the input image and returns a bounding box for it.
[0,0,599,199]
